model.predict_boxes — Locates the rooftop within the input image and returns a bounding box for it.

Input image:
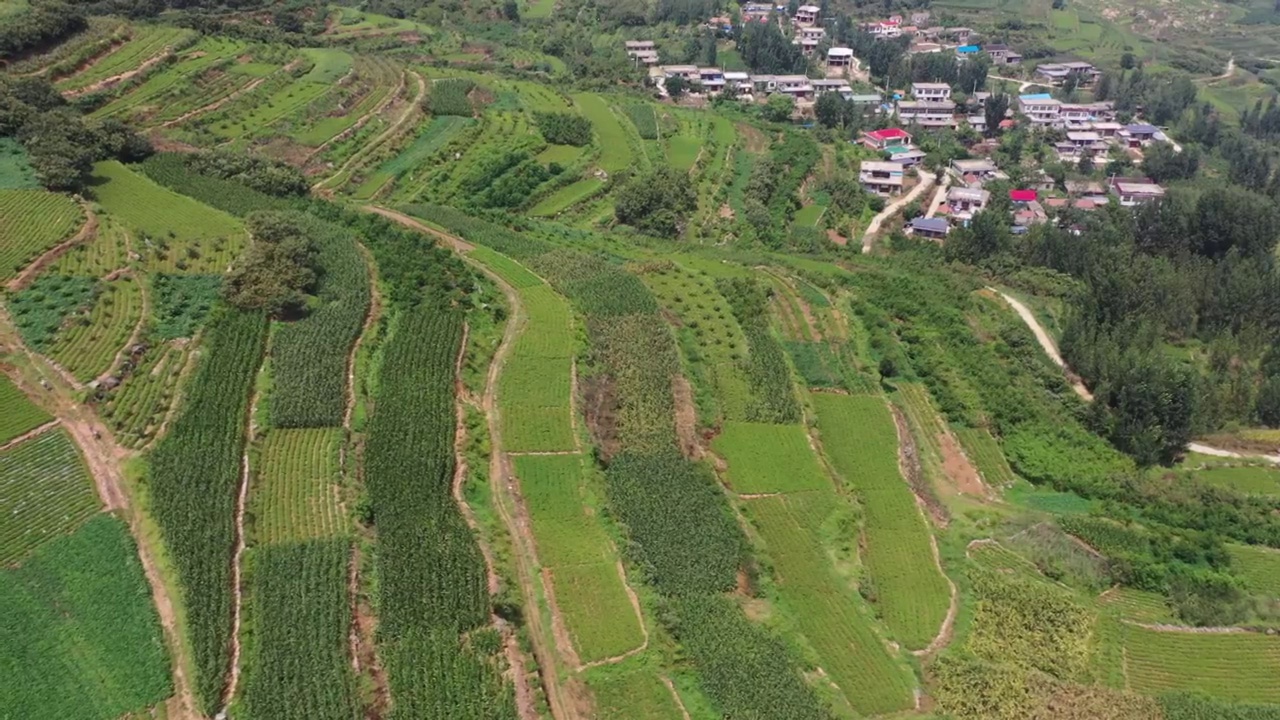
[913,82,952,90]
[861,161,903,172]
[865,127,910,140]
[911,217,950,233]
[828,47,854,57]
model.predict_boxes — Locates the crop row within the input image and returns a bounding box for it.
[0,427,99,565]
[0,375,51,446]
[148,307,267,711]
[1124,624,1280,703]
[718,278,801,423]
[268,213,371,428]
[0,515,171,719]
[251,429,346,545]
[48,276,142,383]
[712,422,829,495]
[241,538,360,720]
[365,306,513,715]
[813,392,952,651]
[90,37,249,122]
[0,189,83,282]
[56,26,196,92]
[48,216,129,277]
[954,426,1019,488]
[100,340,188,449]
[7,16,129,76]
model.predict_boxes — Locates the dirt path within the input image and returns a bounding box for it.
[912,532,958,658]
[1186,442,1280,465]
[0,418,59,451]
[862,172,936,254]
[374,209,561,720]
[990,288,1093,402]
[343,242,380,434]
[7,201,98,292]
[661,676,693,720]
[452,323,502,595]
[987,73,1035,92]
[160,77,267,129]
[1197,56,1235,84]
[0,309,198,718]
[314,71,425,193]
[218,374,262,717]
[63,47,174,99]
[924,171,954,218]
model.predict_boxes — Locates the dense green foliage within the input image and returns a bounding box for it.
[0,515,171,720]
[147,307,266,711]
[614,165,697,238]
[182,149,309,197]
[141,153,297,216]
[427,79,476,117]
[365,307,512,718]
[0,2,85,59]
[242,539,360,720]
[267,213,370,428]
[9,274,97,350]
[533,111,592,146]
[223,211,321,316]
[151,274,221,340]
[718,278,801,423]
[1160,692,1280,720]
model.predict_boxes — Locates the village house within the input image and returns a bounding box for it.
[912,82,952,102]
[699,67,726,92]
[860,160,906,196]
[864,18,903,38]
[911,10,932,25]
[1110,177,1166,206]
[827,47,855,69]
[909,217,951,239]
[1035,61,1101,85]
[951,158,1003,185]
[889,147,928,166]
[984,43,1022,65]
[812,79,854,99]
[741,3,774,21]
[967,114,987,133]
[896,100,956,128]
[723,71,752,94]
[947,27,976,43]
[917,26,944,40]
[794,4,819,26]
[1092,121,1123,138]
[796,26,825,54]
[944,186,990,223]
[1018,94,1062,127]
[955,45,982,60]
[624,41,659,66]
[862,127,912,150]
[909,42,943,54]
[1117,123,1162,147]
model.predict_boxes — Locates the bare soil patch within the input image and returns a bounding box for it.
[889,404,949,526]
[672,375,702,460]
[937,432,987,497]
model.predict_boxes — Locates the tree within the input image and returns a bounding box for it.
[944,206,1011,264]
[223,212,320,316]
[1258,376,1280,427]
[761,93,795,122]
[666,75,688,99]
[1142,142,1199,183]
[983,92,1010,137]
[614,166,697,238]
[814,93,846,128]
[1077,154,1094,175]
[1121,52,1137,70]
[503,0,519,20]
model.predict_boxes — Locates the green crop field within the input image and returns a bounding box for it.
[530,178,605,217]
[91,161,244,273]
[524,0,556,19]
[1228,543,1280,597]
[744,491,916,715]
[1190,464,1280,495]
[0,376,51,446]
[1123,625,1280,703]
[57,26,195,92]
[0,515,171,720]
[100,340,192,449]
[537,143,585,165]
[46,276,143,383]
[0,428,99,565]
[0,189,83,282]
[813,393,951,651]
[667,135,702,171]
[90,37,250,122]
[587,661,685,720]
[1097,587,1177,624]
[353,116,472,199]
[955,426,1019,488]
[300,48,354,84]
[573,94,632,173]
[495,272,576,452]
[712,422,829,494]
[253,429,347,545]
[46,217,129,277]
[0,139,37,189]
[514,454,644,662]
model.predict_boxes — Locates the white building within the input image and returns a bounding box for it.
[794,4,819,25]
[827,47,854,68]
[911,82,951,102]
[860,161,905,196]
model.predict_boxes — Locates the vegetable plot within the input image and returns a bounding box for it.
[0,428,99,565]
[0,375,51,445]
[0,189,82,281]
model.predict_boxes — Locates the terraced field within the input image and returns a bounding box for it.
[90,160,245,273]
[0,189,83,282]
[100,340,193,449]
[57,26,196,93]
[712,422,829,494]
[573,94,634,173]
[252,429,347,545]
[1123,625,1280,703]
[497,279,576,452]
[46,276,143,383]
[90,37,252,123]
[813,392,952,652]
[0,376,51,445]
[1228,543,1280,597]
[0,428,99,565]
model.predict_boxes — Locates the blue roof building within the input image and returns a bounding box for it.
[956,45,981,54]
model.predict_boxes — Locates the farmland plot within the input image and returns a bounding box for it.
[493,272,576,453]
[252,429,346,545]
[1228,543,1280,597]
[1123,625,1280,703]
[89,37,250,122]
[0,515,171,720]
[812,392,951,651]
[711,422,829,494]
[0,189,83,282]
[91,161,245,274]
[46,217,129,278]
[0,428,99,565]
[1189,464,1280,496]
[0,375,52,445]
[46,276,143,383]
[100,340,193,449]
[586,660,685,720]
[56,25,196,93]
[573,94,633,173]
[514,454,643,663]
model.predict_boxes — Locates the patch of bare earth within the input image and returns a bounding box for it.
[827,228,848,246]
[672,375,702,460]
[937,432,987,497]
[889,404,949,526]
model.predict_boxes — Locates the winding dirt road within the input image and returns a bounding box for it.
[862,171,936,254]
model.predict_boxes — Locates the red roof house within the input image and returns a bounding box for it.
[1010,189,1037,202]
[862,127,912,150]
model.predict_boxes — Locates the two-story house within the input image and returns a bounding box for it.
[1018,94,1061,127]
[862,127,912,151]
[945,187,990,223]
[794,4,819,25]
[1110,177,1166,206]
[827,47,854,68]
[911,82,952,102]
[860,161,906,196]
[896,100,956,128]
